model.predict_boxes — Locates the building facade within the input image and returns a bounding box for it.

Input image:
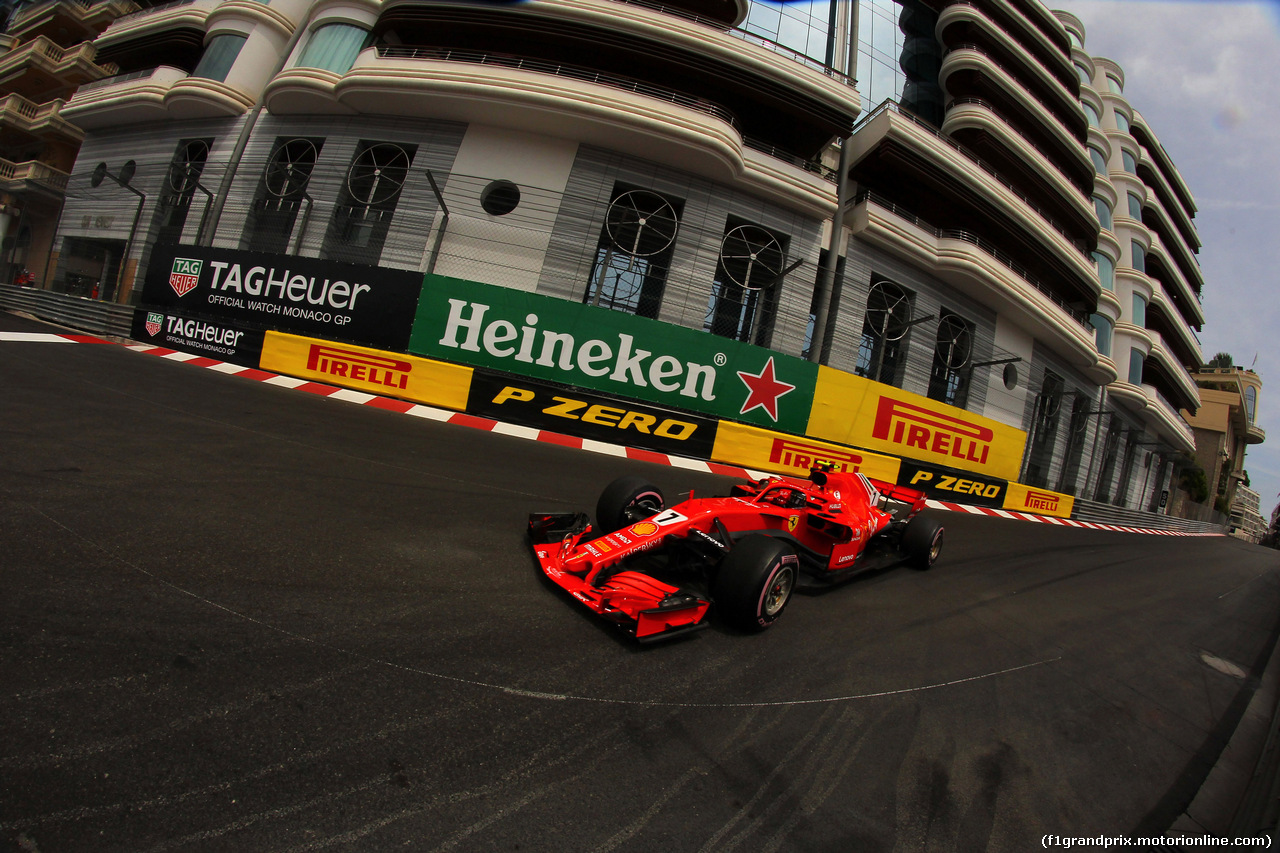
[1183,365,1266,521]
[16,0,1219,511]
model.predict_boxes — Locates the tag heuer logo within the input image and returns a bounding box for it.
[145,312,163,337]
[169,258,202,297]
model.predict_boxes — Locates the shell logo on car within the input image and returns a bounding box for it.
[629,521,659,537]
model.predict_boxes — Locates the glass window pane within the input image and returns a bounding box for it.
[1094,196,1111,230]
[1084,102,1100,127]
[296,23,368,74]
[1093,251,1115,291]
[1128,349,1145,385]
[1128,192,1143,218]
[1122,150,1137,173]
[1132,293,1146,327]
[1091,314,1113,357]
[1114,111,1130,133]
[1131,241,1145,273]
[1090,146,1107,173]
[192,34,247,82]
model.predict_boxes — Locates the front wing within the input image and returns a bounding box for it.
[528,513,711,642]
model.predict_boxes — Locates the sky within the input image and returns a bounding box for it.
[1048,0,1280,523]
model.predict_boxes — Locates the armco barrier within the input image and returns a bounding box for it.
[0,284,134,338]
[1071,497,1226,534]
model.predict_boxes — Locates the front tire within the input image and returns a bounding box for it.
[595,476,665,534]
[713,535,798,632]
[902,512,944,569]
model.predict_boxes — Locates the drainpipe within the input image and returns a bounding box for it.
[199,19,311,246]
[808,136,851,364]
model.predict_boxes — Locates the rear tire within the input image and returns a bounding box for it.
[713,535,797,632]
[902,512,944,569]
[595,476,665,534]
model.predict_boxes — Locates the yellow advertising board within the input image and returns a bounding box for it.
[712,421,902,483]
[1002,483,1075,518]
[806,367,1028,482]
[260,331,472,411]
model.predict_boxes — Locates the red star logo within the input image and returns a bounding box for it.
[736,356,795,421]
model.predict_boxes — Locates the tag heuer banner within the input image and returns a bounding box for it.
[142,244,423,351]
[131,308,265,368]
[409,274,818,434]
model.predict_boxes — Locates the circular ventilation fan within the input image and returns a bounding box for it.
[167,139,209,194]
[604,190,679,258]
[934,314,973,371]
[719,225,784,290]
[346,143,411,206]
[265,139,318,198]
[864,281,913,341]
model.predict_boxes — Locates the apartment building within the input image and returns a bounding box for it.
[21,0,1213,510]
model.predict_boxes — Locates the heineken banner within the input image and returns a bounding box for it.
[131,307,265,368]
[142,244,422,351]
[410,275,818,434]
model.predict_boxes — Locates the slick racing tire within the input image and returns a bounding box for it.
[713,535,798,633]
[902,512,944,570]
[596,476,665,535]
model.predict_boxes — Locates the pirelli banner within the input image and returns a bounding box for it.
[142,244,423,351]
[409,274,818,435]
[1003,482,1075,518]
[712,422,902,483]
[807,367,1028,482]
[259,331,472,412]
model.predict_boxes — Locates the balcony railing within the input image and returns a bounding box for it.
[374,45,741,129]
[857,188,1091,328]
[857,100,1094,261]
[0,157,70,191]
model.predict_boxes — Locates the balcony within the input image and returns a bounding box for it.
[0,37,119,102]
[1146,331,1200,410]
[266,45,840,215]
[62,65,254,129]
[0,156,70,198]
[847,102,1099,309]
[847,191,1110,380]
[1108,380,1195,452]
[4,0,139,45]
[0,94,83,146]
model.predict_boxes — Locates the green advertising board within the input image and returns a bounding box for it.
[410,274,817,434]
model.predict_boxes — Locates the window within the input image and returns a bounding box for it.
[1057,394,1090,495]
[1113,110,1130,133]
[245,137,323,254]
[1128,349,1145,385]
[1132,293,1147,327]
[192,33,246,82]
[586,186,681,319]
[1127,192,1143,219]
[322,140,415,264]
[1131,241,1146,273]
[1024,372,1064,489]
[1083,102,1101,128]
[1093,252,1115,291]
[705,220,788,345]
[1122,150,1137,173]
[1090,313,1113,357]
[152,138,212,245]
[1089,146,1107,174]
[1246,386,1258,424]
[855,279,913,386]
[1075,63,1091,85]
[296,23,368,74]
[927,311,973,408]
[1094,196,1112,231]
[1106,74,1123,94]
[1093,416,1122,502]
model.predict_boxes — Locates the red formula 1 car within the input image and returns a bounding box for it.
[528,468,944,642]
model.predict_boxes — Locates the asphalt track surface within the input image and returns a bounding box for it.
[3,309,1280,852]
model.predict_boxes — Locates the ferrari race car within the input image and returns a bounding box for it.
[528,467,944,642]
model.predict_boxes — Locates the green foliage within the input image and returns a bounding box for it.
[1208,352,1234,368]
[1180,465,1209,503]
